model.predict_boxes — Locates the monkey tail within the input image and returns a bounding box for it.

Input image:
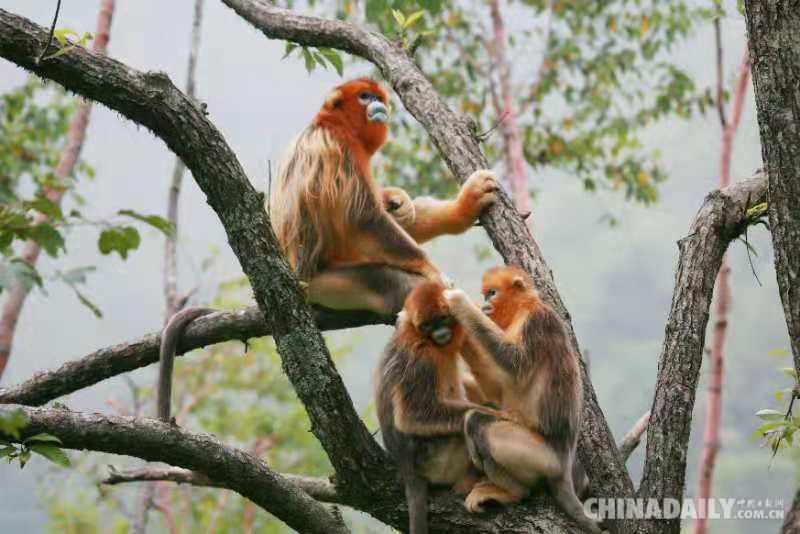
[403,469,429,534]
[157,307,215,422]
[397,440,428,534]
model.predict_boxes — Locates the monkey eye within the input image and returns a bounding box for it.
[358,92,376,105]
[485,288,497,300]
[387,199,401,211]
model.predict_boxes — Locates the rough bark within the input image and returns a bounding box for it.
[0,405,347,534]
[0,0,115,380]
[783,488,800,534]
[0,305,388,406]
[744,0,800,380]
[0,7,386,494]
[637,172,767,534]
[219,3,636,529]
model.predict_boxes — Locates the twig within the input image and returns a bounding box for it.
[37,0,62,63]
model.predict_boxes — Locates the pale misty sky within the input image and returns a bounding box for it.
[0,1,793,533]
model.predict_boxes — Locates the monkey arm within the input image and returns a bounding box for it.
[444,289,523,376]
[460,341,505,405]
[383,170,498,244]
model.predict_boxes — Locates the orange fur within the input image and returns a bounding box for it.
[396,282,465,358]
[270,78,440,294]
[481,266,541,330]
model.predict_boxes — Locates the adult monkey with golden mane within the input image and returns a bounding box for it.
[155,78,497,422]
[271,77,498,315]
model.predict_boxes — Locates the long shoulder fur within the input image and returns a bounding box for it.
[270,125,380,279]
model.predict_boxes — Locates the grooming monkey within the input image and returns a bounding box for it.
[444,266,603,533]
[376,281,506,534]
[156,79,496,422]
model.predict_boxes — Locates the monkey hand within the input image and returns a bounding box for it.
[458,169,499,218]
[443,288,474,315]
[381,187,415,227]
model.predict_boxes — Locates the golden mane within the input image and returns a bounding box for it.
[269,126,380,279]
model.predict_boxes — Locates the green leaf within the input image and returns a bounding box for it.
[782,367,798,380]
[24,433,62,445]
[29,443,70,467]
[118,210,174,236]
[318,49,344,76]
[98,226,141,260]
[301,47,315,73]
[24,197,63,220]
[0,408,29,439]
[403,10,425,29]
[18,447,30,468]
[282,42,298,59]
[59,266,96,285]
[0,259,42,292]
[392,9,406,27]
[52,28,79,46]
[0,446,16,459]
[756,409,785,420]
[30,223,65,257]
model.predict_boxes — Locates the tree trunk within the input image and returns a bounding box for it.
[744,0,800,374]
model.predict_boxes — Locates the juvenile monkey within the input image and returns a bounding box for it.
[375,281,505,534]
[444,267,603,533]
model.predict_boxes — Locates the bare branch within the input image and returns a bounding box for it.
[0,405,347,534]
[0,306,389,406]
[103,466,342,504]
[617,411,650,463]
[638,171,767,533]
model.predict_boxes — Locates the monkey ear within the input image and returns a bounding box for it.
[324,89,343,110]
[512,276,526,289]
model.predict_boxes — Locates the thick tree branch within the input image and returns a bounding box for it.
[220,2,636,527]
[0,7,386,494]
[0,405,347,534]
[637,171,767,534]
[0,306,388,406]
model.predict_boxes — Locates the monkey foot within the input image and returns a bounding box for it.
[464,481,522,514]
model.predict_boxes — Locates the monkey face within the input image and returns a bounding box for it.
[419,315,456,346]
[319,78,390,155]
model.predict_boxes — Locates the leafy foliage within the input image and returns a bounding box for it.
[281,0,715,205]
[754,350,800,457]
[0,408,70,469]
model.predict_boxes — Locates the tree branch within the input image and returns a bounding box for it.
[637,171,767,534]
[103,466,343,504]
[0,405,347,534]
[219,2,636,528]
[0,6,386,493]
[0,306,389,406]
[618,411,650,463]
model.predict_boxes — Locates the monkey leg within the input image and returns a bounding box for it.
[463,410,560,513]
[417,436,480,495]
[307,264,424,316]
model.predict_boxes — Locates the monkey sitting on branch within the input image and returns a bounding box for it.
[270,77,498,316]
[444,266,604,534]
[375,281,507,534]
[156,78,496,423]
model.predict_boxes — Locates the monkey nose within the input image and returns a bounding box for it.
[431,327,453,346]
[481,303,494,315]
[367,101,389,123]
